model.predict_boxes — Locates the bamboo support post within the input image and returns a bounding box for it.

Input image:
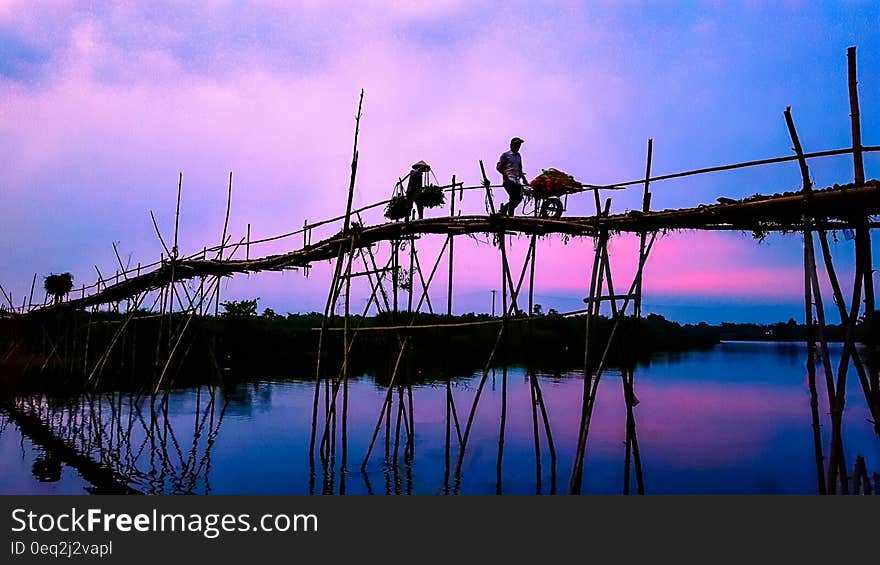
[786,106,851,492]
[479,160,496,214]
[847,47,873,311]
[173,172,182,259]
[636,138,653,317]
[27,273,36,311]
[447,175,456,316]
[570,232,657,494]
[570,218,605,493]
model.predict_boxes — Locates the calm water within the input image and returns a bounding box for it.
[1,341,878,494]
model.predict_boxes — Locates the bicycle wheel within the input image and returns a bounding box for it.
[540,198,564,219]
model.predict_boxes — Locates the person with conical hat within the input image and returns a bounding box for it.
[406,160,431,219]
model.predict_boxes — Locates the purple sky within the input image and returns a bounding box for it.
[1,1,878,323]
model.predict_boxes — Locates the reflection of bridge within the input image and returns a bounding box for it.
[1,386,226,495]
[2,47,879,495]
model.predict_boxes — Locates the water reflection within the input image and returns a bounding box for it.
[0,342,878,494]
[2,387,227,494]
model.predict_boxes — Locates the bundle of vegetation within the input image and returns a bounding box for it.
[44,273,73,304]
[220,298,259,317]
[529,168,581,197]
[414,184,445,209]
[384,195,411,220]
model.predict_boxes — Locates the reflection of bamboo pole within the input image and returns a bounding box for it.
[622,367,644,494]
[452,323,506,491]
[816,231,880,434]
[496,360,508,495]
[361,337,410,470]
[531,373,556,493]
[529,371,542,494]
[804,244,826,494]
[444,379,453,494]
[393,387,403,466]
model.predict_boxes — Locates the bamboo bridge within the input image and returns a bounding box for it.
[1,47,879,496]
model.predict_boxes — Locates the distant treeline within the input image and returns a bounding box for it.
[2,303,878,397]
[684,314,880,344]
[0,306,715,395]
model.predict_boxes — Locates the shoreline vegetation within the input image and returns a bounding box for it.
[1,300,878,398]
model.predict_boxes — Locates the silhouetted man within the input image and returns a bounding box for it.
[496,137,529,216]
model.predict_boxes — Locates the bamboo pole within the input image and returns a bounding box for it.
[339,92,364,470]
[447,175,456,316]
[343,89,364,235]
[570,232,657,494]
[636,138,653,317]
[218,172,233,261]
[479,160,496,214]
[27,273,36,311]
[341,236,353,473]
[392,240,399,314]
[410,242,434,314]
[308,243,347,467]
[312,92,364,471]
[848,47,874,315]
[212,172,234,319]
[848,46,865,187]
[570,226,605,493]
[355,211,391,312]
[494,237,512,494]
[173,172,182,258]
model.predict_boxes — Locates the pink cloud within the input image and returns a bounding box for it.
[469,231,807,301]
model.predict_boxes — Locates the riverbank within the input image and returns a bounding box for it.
[0,310,716,397]
[4,308,877,398]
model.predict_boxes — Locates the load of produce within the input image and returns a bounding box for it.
[528,168,582,197]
